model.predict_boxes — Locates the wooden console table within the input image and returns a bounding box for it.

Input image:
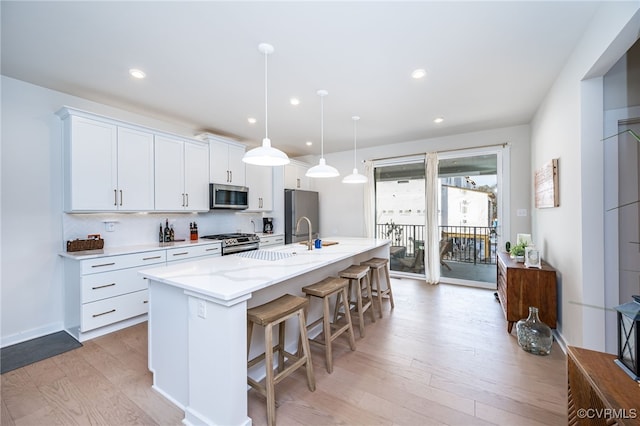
[496,251,557,333]
[568,346,640,425]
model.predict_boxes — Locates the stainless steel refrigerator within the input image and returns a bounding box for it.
[284,189,319,244]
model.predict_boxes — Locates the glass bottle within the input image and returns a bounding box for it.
[516,306,553,355]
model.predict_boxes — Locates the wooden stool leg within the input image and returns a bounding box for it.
[277,321,286,373]
[297,309,316,391]
[322,293,333,373]
[264,324,276,426]
[341,287,356,351]
[363,274,377,324]
[370,269,383,318]
[384,264,395,309]
[353,278,366,337]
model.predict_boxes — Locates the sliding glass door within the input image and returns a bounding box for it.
[373,148,504,287]
[374,158,426,275]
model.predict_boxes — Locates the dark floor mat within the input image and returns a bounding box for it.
[1,331,82,374]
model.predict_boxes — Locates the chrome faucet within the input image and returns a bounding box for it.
[296,216,313,250]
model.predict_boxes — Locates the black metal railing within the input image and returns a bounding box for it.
[375,223,497,265]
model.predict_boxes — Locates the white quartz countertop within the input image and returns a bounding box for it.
[59,239,222,260]
[139,237,390,302]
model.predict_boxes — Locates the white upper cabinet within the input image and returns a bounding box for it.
[284,160,312,190]
[203,134,246,186]
[183,141,209,211]
[58,109,154,212]
[155,135,209,212]
[117,127,155,211]
[154,135,184,211]
[245,164,274,211]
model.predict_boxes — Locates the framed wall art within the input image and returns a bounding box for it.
[535,159,559,208]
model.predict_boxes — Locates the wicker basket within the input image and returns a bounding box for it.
[66,237,104,252]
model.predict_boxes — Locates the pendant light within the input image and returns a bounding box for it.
[242,43,290,166]
[342,116,368,184]
[306,90,339,178]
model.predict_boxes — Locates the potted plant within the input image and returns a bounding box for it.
[509,241,527,262]
[384,221,404,246]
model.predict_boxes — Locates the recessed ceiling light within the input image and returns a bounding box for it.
[411,68,426,79]
[434,116,444,124]
[247,117,257,124]
[129,68,146,79]
[305,141,313,146]
[290,98,300,106]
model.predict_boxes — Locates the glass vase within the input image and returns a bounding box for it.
[516,306,553,355]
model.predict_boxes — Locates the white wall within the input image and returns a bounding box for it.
[530,3,640,351]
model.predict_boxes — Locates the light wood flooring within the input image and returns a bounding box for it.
[1,279,567,425]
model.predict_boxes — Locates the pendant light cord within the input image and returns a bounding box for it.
[264,49,268,140]
[320,95,324,158]
[353,118,357,167]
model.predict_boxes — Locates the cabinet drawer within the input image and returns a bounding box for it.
[81,250,166,274]
[81,268,148,304]
[166,243,221,262]
[259,235,284,248]
[81,289,148,332]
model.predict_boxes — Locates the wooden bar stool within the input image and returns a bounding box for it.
[337,264,376,337]
[302,276,356,373]
[361,257,395,318]
[247,294,315,426]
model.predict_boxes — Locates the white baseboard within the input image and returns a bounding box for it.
[1,321,65,348]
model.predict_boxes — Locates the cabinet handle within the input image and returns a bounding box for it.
[297,178,300,188]
[143,255,162,261]
[229,170,232,182]
[91,262,116,268]
[226,170,230,182]
[93,309,116,318]
[114,189,118,206]
[119,190,123,206]
[143,300,148,304]
[182,193,185,207]
[185,193,189,207]
[205,247,219,252]
[92,282,116,290]
[172,252,189,256]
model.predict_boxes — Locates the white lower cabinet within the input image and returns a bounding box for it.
[259,234,285,248]
[64,242,221,341]
[166,243,221,263]
[81,290,149,332]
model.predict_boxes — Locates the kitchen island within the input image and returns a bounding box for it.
[139,237,390,426]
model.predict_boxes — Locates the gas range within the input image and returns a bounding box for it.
[201,233,260,255]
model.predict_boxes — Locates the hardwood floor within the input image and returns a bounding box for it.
[1,279,567,425]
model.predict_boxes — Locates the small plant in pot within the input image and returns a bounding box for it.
[509,241,527,262]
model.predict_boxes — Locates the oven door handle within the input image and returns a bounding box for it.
[223,244,259,255]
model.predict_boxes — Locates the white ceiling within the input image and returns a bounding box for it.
[1,1,601,157]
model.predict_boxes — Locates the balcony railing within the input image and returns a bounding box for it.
[376,223,498,265]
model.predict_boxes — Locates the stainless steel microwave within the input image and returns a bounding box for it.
[209,184,249,210]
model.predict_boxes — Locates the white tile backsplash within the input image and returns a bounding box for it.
[62,211,266,249]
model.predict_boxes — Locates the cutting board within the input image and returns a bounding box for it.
[298,241,339,247]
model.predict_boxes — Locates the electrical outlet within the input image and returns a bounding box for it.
[197,300,207,318]
[517,209,527,217]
